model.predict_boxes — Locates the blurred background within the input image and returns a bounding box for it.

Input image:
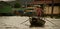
[0,0,60,17]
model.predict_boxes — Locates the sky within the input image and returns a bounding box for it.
[0,0,15,1]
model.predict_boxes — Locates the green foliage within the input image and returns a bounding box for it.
[0,6,12,13]
[0,1,12,13]
[14,3,21,8]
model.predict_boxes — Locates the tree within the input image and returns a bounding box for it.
[14,3,21,8]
